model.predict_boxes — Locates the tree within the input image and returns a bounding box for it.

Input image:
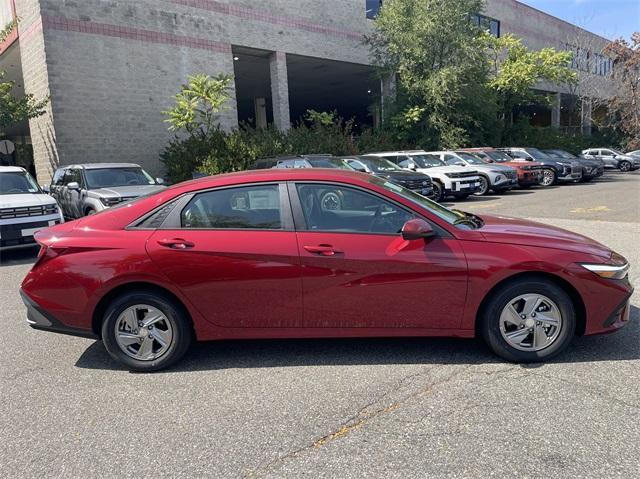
[0,71,48,136]
[483,32,577,131]
[603,32,640,150]
[163,73,234,137]
[366,0,497,148]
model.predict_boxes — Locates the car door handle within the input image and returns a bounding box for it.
[304,244,343,256]
[157,238,195,250]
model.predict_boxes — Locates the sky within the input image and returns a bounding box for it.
[520,0,639,40]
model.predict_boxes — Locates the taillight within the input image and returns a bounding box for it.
[33,244,67,268]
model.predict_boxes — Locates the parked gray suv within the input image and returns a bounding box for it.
[48,163,166,219]
[581,148,640,172]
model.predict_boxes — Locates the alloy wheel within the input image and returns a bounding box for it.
[540,169,555,186]
[499,294,562,352]
[619,161,631,172]
[474,176,489,196]
[114,304,174,361]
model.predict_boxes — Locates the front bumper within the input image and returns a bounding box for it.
[558,169,583,182]
[583,166,605,178]
[0,217,61,250]
[517,170,542,185]
[493,177,519,190]
[20,290,97,339]
[406,186,433,197]
[446,179,481,194]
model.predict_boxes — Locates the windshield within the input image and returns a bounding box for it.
[456,153,486,164]
[0,171,42,195]
[360,157,403,173]
[526,148,553,161]
[410,155,445,168]
[308,158,352,170]
[483,151,514,162]
[368,175,482,229]
[609,149,624,156]
[548,150,576,159]
[85,167,156,189]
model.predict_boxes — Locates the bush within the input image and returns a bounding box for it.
[160,112,408,183]
[501,119,623,154]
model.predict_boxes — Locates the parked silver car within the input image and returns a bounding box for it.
[581,148,640,172]
[47,163,166,219]
[426,150,519,195]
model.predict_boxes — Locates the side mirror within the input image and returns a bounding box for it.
[402,218,435,241]
[41,184,50,193]
[67,182,80,190]
[155,177,165,185]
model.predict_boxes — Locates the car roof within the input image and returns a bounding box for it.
[57,163,142,170]
[168,168,373,193]
[0,166,27,173]
[365,150,427,156]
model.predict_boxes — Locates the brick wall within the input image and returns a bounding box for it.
[18,0,374,180]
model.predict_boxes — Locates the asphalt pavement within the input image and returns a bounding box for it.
[1,170,638,478]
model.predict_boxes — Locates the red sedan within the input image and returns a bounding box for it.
[21,169,632,371]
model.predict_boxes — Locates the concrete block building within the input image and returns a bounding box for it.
[0,0,616,181]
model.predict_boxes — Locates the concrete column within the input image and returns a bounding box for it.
[581,98,592,136]
[254,97,268,129]
[551,92,561,129]
[269,51,291,131]
[381,74,397,125]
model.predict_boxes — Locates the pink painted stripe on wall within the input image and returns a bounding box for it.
[39,16,232,53]
[170,0,364,41]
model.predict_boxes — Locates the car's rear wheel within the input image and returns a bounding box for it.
[540,169,555,186]
[480,278,576,362]
[431,181,444,202]
[474,176,490,196]
[619,161,631,172]
[101,291,193,372]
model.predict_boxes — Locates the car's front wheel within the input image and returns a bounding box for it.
[540,169,556,186]
[431,181,444,202]
[474,176,490,196]
[481,278,576,362]
[101,291,193,372]
[619,161,631,172]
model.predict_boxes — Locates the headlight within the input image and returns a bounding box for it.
[579,252,629,279]
[100,197,120,206]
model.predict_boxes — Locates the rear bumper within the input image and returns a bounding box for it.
[20,289,97,339]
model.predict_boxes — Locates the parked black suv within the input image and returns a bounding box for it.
[339,156,434,198]
[543,149,604,182]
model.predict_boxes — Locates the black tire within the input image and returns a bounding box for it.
[85,208,97,216]
[101,290,193,372]
[431,181,444,202]
[619,161,631,172]
[480,278,576,363]
[540,169,556,187]
[474,176,490,196]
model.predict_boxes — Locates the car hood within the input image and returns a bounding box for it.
[469,164,515,173]
[416,166,478,175]
[0,193,57,209]
[502,161,543,169]
[477,214,611,258]
[376,171,431,182]
[88,185,166,198]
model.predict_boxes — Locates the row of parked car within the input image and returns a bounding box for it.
[0,146,638,251]
[254,147,640,202]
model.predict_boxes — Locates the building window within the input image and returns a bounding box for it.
[567,44,612,76]
[366,0,382,20]
[471,13,500,37]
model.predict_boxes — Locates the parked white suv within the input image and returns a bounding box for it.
[0,166,63,251]
[365,151,481,202]
[426,150,519,195]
